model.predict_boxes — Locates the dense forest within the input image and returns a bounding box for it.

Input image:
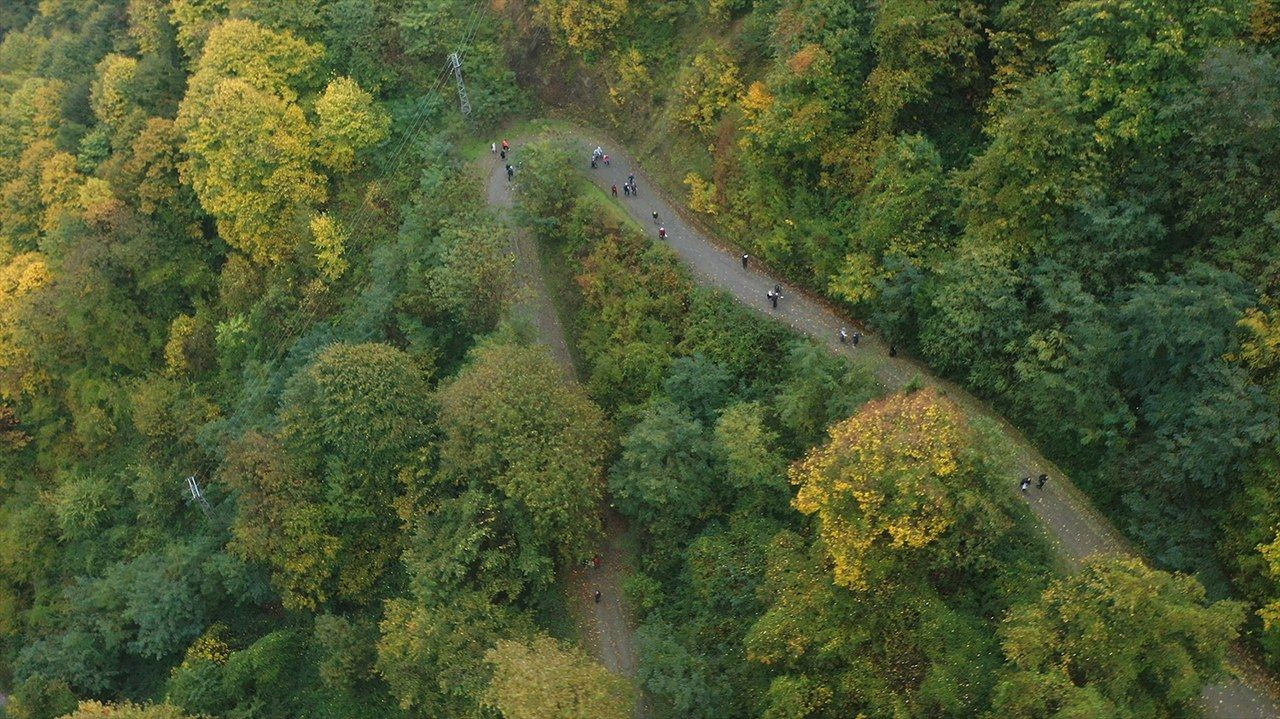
[0,1,1276,718]
[510,0,1280,675]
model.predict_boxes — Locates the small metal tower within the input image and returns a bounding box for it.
[449,52,471,117]
[186,475,211,518]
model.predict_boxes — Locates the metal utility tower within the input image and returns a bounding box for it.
[449,52,471,117]
[186,475,211,518]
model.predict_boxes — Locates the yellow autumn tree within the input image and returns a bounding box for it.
[309,213,348,282]
[1236,307,1280,377]
[56,701,194,719]
[1259,531,1280,630]
[684,172,717,215]
[123,118,184,216]
[179,77,325,263]
[792,388,984,589]
[314,76,390,172]
[38,151,84,234]
[169,0,232,59]
[0,139,58,254]
[177,19,384,264]
[607,47,652,111]
[536,0,628,55]
[0,252,51,402]
[90,54,145,142]
[677,43,742,135]
[1252,0,1280,43]
[484,635,635,719]
[127,0,168,55]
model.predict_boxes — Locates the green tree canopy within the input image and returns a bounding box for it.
[224,342,429,609]
[435,341,609,569]
[993,556,1244,718]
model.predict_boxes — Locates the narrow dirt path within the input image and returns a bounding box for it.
[485,150,646,714]
[499,127,1278,719]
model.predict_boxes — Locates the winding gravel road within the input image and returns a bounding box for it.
[489,127,1280,719]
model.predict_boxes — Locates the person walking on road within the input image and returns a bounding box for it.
[852,331,861,347]
[491,142,496,154]
[889,345,897,357]
[742,254,749,269]
[767,289,779,309]
[1037,473,1048,489]
[500,149,506,160]
[628,173,635,186]
[658,226,667,240]
[652,210,659,224]
[631,182,638,197]
[624,183,631,197]
[505,164,513,182]
[839,327,848,344]
[594,590,602,604]
[611,184,618,197]
[1020,477,1031,493]
[502,139,510,152]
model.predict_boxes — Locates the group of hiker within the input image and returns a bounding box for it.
[838,327,862,346]
[1020,474,1050,492]
[493,139,516,181]
[590,146,614,169]
[611,178,640,198]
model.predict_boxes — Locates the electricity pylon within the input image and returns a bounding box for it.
[186,475,211,518]
[449,52,471,117]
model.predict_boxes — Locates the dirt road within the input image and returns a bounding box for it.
[485,150,646,714]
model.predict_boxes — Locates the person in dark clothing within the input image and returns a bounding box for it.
[624,184,631,197]
[628,173,635,185]
[505,164,513,181]
[652,210,659,224]
[1037,473,1048,489]
[500,149,506,160]
[630,182,638,197]
[768,290,779,309]
[591,158,597,169]
[594,590,602,604]
[852,332,861,347]
[839,327,848,344]
[741,254,749,269]
[889,345,897,357]
[1020,477,1031,492]
[611,184,618,197]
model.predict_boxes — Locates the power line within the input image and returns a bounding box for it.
[259,0,491,367]
[260,59,454,367]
